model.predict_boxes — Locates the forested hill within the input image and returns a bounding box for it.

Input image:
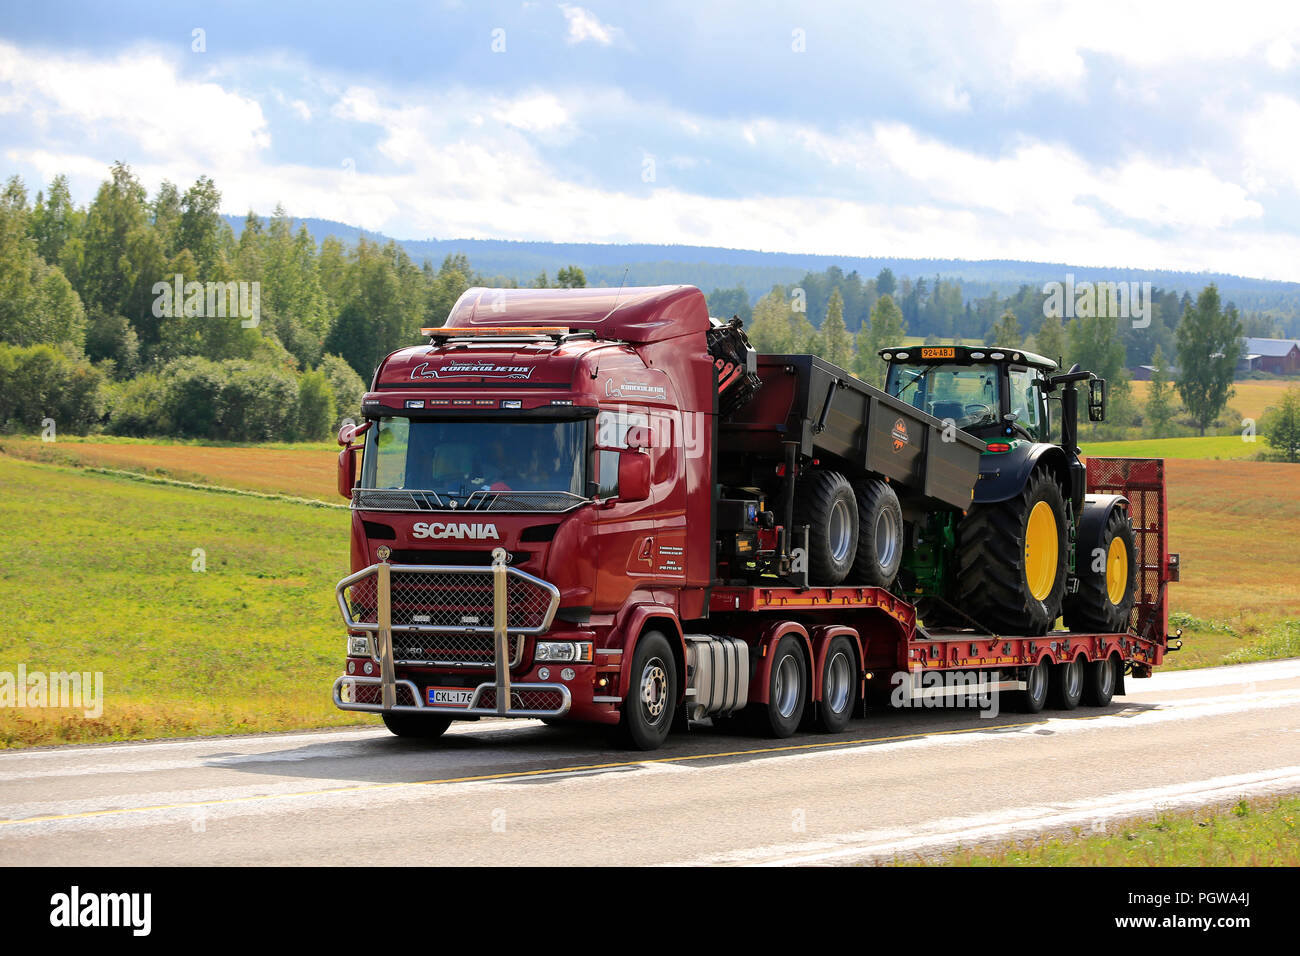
[224,215,1300,312]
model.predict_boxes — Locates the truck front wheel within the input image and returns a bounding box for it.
[381,712,453,739]
[616,631,677,751]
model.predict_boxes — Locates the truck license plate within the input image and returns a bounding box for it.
[427,687,474,708]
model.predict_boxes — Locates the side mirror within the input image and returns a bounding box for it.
[338,422,357,447]
[1088,377,1107,422]
[338,446,358,499]
[617,449,651,503]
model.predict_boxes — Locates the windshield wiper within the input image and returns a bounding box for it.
[896,366,936,402]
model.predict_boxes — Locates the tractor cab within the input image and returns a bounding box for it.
[880,345,1060,444]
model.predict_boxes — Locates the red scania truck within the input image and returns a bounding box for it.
[333,285,1179,749]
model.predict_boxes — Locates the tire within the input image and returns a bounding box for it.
[956,468,1068,635]
[816,636,858,733]
[1011,660,1049,713]
[1064,507,1137,634]
[746,636,808,738]
[616,630,677,751]
[381,712,453,738]
[1048,657,1084,710]
[794,471,858,585]
[1083,655,1118,707]
[851,479,904,587]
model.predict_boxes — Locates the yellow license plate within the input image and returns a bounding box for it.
[921,347,955,359]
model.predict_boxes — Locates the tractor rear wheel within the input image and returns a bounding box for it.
[955,468,1068,635]
[1064,507,1137,634]
[794,471,858,585]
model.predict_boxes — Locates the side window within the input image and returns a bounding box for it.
[595,408,650,500]
[1007,368,1042,439]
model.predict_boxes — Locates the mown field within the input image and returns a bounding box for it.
[1,431,1296,745]
[0,454,361,747]
[1128,377,1294,423]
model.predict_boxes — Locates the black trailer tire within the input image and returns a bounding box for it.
[1048,657,1084,710]
[794,471,858,585]
[851,478,904,587]
[616,630,677,751]
[381,712,453,739]
[1012,660,1050,713]
[816,636,858,733]
[1083,655,1118,707]
[1064,507,1138,634]
[956,468,1068,635]
[747,636,808,738]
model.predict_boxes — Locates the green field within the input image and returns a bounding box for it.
[902,795,1300,866]
[1081,435,1260,460]
[0,455,364,747]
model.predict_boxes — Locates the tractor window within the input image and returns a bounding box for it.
[888,363,1000,430]
[1008,367,1044,440]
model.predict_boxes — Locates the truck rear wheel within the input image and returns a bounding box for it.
[1064,507,1137,634]
[616,630,677,751]
[747,636,807,738]
[956,468,1067,635]
[815,636,858,733]
[1048,657,1084,710]
[1083,655,1118,707]
[851,478,904,587]
[381,712,453,739]
[1011,660,1049,713]
[794,471,857,585]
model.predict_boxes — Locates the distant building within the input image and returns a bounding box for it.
[1243,337,1300,375]
[1130,364,1178,381]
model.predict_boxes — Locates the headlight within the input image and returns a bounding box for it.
[535,641,593,663]
[348,635,371,657]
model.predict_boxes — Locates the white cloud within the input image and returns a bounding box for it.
[559,5,618,46]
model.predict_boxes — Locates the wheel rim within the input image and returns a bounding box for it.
[1066,659,1083,698]
[1105,536,1128,605]
[1024,500,1059,601]
[640,658,668,724]
[874,507,899,569]
[1027,661,1047,699]
[828,498,853,564]
[1099,657,1115,694]
[774,654,802,719]
[824,650,852,714]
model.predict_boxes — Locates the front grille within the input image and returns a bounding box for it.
[351,683,418,706]
[344,570,554,631]
[352,488,586,513]
[392,632,523,667]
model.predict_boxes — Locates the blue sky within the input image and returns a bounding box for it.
[2,0,1299,278]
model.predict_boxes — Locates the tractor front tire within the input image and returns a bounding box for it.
[955,468,1068,635]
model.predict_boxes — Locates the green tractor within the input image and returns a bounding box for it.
[879,345,1138,636]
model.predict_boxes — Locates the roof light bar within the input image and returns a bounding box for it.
[421,326,572,338]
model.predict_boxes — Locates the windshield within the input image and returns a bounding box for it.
[886,363,1001,429]
[361,418,587,498]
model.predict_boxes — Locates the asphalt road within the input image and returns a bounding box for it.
[3,658,1300,866]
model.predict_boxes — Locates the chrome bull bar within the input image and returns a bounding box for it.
[336,547,559,716]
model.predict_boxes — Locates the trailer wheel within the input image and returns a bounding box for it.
[615,630,677,751]
[816,636,858,733]
[851,479,904,587]
[1048,657,1084,710]
[1011,660,1049,713]
[956,468,1067,635]
[1064,507,1137,634]
[794,471,858,585]
[747,636,808,738]
[1083,654,1118,707]
[381,713,453,739]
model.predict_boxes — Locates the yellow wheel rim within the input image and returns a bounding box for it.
[1106,536,1128,605]
[1024,501,1059,601]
